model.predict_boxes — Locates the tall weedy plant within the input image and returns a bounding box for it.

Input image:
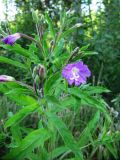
[0,11,119,160]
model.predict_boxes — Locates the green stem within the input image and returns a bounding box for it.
[16,80,34,91]
[20,33,43,49]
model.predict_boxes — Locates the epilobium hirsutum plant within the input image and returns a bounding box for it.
[0,11,119,160]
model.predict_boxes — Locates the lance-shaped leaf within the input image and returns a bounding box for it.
[78,111,100,147]
[46,112,83,160]
[0,56,27,69]
[2,44,30,57]
[4,103,39,128]
[58,23,83,40]
[68,88,111,122]
[2,44,39,63]
[4,129,50,160]
[44,71,61,95]
[45,12,56,39]
[48,146,70,160]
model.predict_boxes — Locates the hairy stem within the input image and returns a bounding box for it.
[20,33,43,49]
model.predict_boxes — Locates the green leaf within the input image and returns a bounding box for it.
[53,38,64,57]
[94,130,118,159]
[45,12,56,39]
[4,129,50,160]
[2,44,30,58]
[38,147,48,160]
[0,133,5,144]
[5,88,32,96]
[0,82,35,108]
[0,56,27,69]
[44,72,61,95]
[53,53,69,68]
[11,125,22,146]
[46,113,83,160]
[46,95,78,113]
[59,23,82,40]
[105,143,118,159]
[83,86,110,94]
[26,153,40,160]
[48,146,69,160]
[80,44,90,51]
[2,44,39,63]
[0,82,34,97]
[81,51,98,57]
[5,103,39,128]
[68,88,111,122]
[114,131,120,141]
[78,111,100,147]
[42,33,49,58]
[7,94,37,106]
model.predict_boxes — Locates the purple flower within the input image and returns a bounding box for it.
[62,61,91,86]
[0,75,15,82]
[2,33,21,46]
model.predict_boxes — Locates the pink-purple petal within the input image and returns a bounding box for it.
[2,33,21,46]
[62,61,91,86]
[67,79,74,85]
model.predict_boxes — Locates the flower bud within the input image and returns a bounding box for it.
[0,75,15,82]
[2,33,21,46]
[75,23,83,28]
[33,64,46,79]
[32,9,39,23]
[32,64,46,92]
[38,64,46,80]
